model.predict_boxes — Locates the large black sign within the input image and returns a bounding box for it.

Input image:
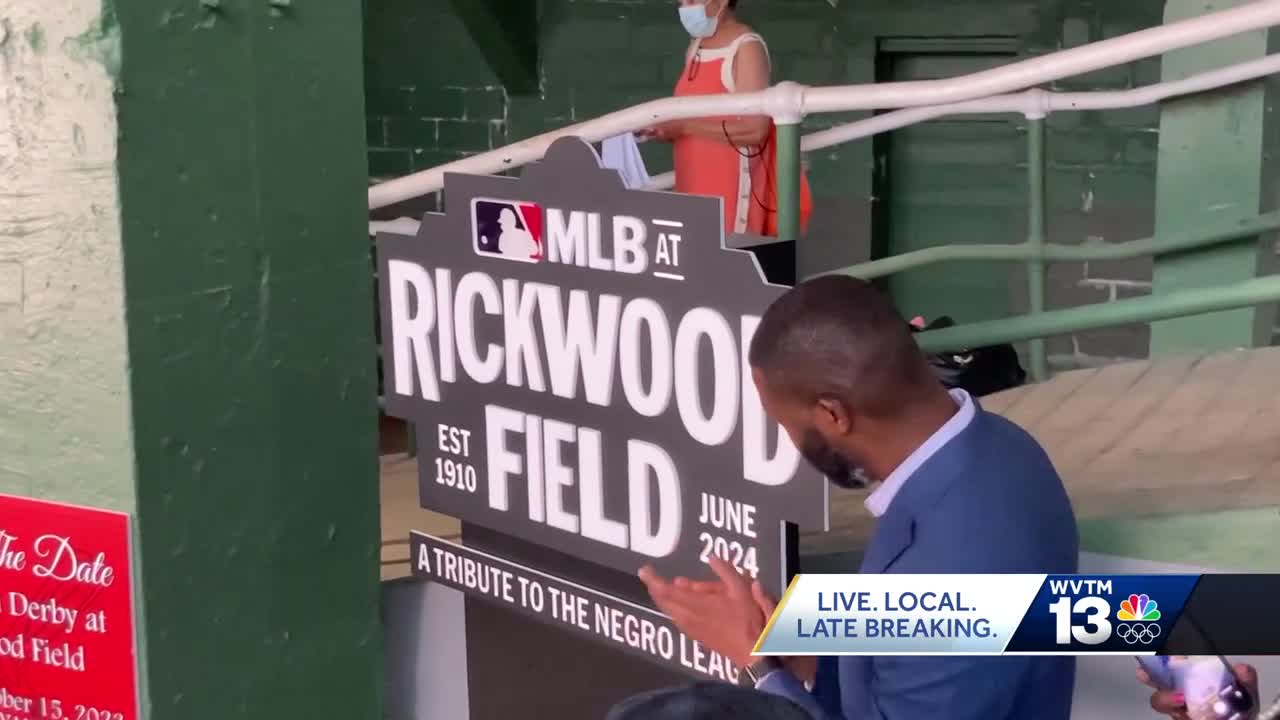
[411,531,743,682]
[377,138,828,599]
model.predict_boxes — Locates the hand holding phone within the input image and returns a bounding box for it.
[1137,656,1179,690]
[1137,657,1257,719]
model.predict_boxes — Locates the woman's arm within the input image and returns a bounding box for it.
[698,37,771,144]
[677,115,769,145]
[648,38,772,146]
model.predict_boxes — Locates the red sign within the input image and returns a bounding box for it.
[0,494,138,720]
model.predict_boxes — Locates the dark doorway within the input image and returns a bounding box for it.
[872,38,1023,325]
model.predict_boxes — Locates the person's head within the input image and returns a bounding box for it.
[498,207,517,230]
[748,275,951,489]
[677,0,737,38]
[606,683,811,720]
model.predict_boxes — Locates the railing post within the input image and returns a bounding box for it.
[1025,114,1049,382]
[775,121,802,243]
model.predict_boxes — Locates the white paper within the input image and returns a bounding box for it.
[600,133,652,189]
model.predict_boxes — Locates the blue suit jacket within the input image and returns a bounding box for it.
[759,405,1079,720]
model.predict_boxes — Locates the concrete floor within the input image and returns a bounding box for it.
[803,348,1280,565]
[379,453,458,581]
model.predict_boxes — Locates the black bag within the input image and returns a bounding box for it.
[910,316,1027,398]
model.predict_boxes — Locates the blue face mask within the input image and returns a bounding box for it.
[679,3,720,39]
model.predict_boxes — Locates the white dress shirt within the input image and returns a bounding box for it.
[863,388,975,517]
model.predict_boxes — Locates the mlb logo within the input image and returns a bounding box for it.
[471,198,543,263]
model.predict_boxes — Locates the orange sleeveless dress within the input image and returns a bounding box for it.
[672,32,812,238]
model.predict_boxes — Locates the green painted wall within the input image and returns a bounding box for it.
[0,0,135,511]
[2,1,385,717]
[363,0,511,179]
[114,0,383,718]
[363,0,1176,367]
[361,0,1280,570]
[1080,507,1280,572]
[1149,0,1278,353]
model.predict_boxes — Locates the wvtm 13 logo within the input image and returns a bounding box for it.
[1048,579,1164,647]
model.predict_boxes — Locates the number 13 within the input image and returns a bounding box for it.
[1048,596,1112,645]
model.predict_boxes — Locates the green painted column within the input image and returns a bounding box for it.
[1148,0,1272,354]
[117,1,384,718]
[1025,116,1048,381]
[3,1,383,717]
[776,122,803,244]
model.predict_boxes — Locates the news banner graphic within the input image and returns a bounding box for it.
[754,573,1280,656]
[376,137,829,681]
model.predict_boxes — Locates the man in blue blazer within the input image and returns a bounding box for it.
[640,275,1079,720]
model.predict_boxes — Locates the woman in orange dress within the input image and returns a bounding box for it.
[645,0,809,238]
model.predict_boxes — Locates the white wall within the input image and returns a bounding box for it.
[0,0,134,509]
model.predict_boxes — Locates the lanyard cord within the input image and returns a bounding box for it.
[686,38,784,221]
[720,120,778,216]
[686,43,702,83]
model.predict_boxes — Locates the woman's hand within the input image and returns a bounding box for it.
[642,120,686,142]
[1137,662,1259,719]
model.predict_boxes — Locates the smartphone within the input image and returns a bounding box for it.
[1135,656,1254,720]
[1136,656,1178,690]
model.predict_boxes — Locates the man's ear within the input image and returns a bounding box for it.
[812,395,853,436]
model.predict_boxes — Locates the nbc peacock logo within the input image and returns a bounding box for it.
[1115,593,1163,645]
[1117,594,1162,622]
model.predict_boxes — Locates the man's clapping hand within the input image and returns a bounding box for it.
[638,557,772,668]
[638,558,818,685]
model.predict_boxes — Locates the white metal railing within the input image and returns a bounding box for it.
[644,51,1280,191]
[368,0,1280,211]
[367,50,1280,237]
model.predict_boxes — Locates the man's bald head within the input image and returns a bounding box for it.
[747,275,948,488]
[748,275,938,418]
